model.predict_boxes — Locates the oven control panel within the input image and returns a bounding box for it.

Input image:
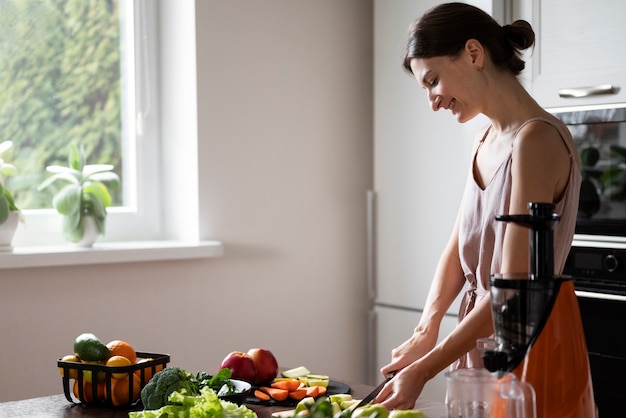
[564,245,626,295]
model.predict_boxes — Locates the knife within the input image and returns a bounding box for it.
[354,371,396,409]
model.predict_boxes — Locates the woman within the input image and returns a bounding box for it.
[375,3,593,416]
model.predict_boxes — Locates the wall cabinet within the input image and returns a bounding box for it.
[518,0,626,108]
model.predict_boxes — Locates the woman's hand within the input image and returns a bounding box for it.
[375,363,429,410]
[380,328,437,377]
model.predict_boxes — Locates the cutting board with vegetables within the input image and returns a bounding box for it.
[247,367,351,407]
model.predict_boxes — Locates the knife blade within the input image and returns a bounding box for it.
[354,371,396,409]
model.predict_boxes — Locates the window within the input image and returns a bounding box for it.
[0,0,161,246]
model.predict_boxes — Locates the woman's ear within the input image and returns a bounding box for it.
[465,39,485,70]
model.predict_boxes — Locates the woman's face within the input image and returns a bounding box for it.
[410,53,482,123]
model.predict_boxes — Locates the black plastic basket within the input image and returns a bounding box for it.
[58,351,170,407]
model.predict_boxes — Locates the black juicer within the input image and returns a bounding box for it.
[482,202,566,375]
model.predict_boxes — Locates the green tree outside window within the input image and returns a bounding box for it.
[0,0,123,210]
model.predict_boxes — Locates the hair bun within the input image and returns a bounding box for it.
[504,20,535,51]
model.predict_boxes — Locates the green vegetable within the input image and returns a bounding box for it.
[294,396,337,418]
[191,368,237,395]
[139,367,195,410]
[351,403,390,418]
[128,386,256,418]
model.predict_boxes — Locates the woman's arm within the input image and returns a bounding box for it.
[380,205,466,376]
[502,120,573,274]
[377,290,494,410]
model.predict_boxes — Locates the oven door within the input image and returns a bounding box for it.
[575,290,626,418]
[550,104,626,238]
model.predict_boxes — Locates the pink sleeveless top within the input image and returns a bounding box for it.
[453,117,581,369]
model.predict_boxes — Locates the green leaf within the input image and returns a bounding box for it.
[609,145,626,162]
[83,164,114,177]
[0,141,12,155]
[3,187,18,211]
[0,185,9,224]
[38,171,81,191]
[68,143,85,172]
[83,181,112,207]
[52,184,82,215]
[89,172,120,189]
[0,163,16,176]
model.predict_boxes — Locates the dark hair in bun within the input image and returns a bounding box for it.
[403,2,535,76]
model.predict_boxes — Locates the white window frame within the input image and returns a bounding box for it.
[10,0,159,247]
[2,0,223,266]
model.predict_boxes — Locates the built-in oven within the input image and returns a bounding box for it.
[563,243,626,418]
[550,103,626,237]
[551,104,626,418]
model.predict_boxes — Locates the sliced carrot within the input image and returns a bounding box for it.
[305,386,320,397]
[288,388,308,401]
[254,389,270,402]
[316,386,327,396]
[271,380,302,391]
[260,387,289,402]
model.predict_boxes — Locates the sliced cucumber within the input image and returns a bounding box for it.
[282,366,312,378]
[306,374,330,380]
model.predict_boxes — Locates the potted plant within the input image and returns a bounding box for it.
[0,140,20,249]
[38,143,120,246]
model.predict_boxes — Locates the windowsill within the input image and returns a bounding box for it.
[0,240,224,269]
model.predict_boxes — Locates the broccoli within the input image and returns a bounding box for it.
[140,367,195,410]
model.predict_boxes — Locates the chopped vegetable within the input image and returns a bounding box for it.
[191,368,237,395]
[128,386,256,418]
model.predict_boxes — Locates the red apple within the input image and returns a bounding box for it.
[220,351,257,383]
[247,348,279,384]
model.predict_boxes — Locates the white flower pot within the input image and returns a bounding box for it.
[0,211,20,251]
[74,216,100,248]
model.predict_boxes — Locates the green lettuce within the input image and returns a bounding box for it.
[128,386,257,418]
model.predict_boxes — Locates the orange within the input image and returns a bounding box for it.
[59,354,80,379]
[134,358,163,384]
[106,375,141,407]
[73,380,105,404]
[106,355,132,379]
[106,340,137,364]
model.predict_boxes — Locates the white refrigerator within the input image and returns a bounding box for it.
[369,0,504,403]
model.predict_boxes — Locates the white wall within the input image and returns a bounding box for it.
[0,0,373,402]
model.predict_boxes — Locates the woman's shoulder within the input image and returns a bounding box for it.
[512,112,580,169]
[514,112,575,153]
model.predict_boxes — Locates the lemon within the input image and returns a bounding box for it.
[73,333,110,362]
[58,354,80,379]
[106,355,132,379]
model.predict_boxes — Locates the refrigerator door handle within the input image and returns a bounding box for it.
[368,308,378,385]
[367,190,377,302]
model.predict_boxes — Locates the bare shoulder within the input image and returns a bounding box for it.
[510,114,577,202]
[513,115,577,164]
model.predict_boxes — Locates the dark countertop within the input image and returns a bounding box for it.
[0,379,447,418]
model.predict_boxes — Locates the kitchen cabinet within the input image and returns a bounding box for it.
[373,306,458,403]
[517,0,626,108]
